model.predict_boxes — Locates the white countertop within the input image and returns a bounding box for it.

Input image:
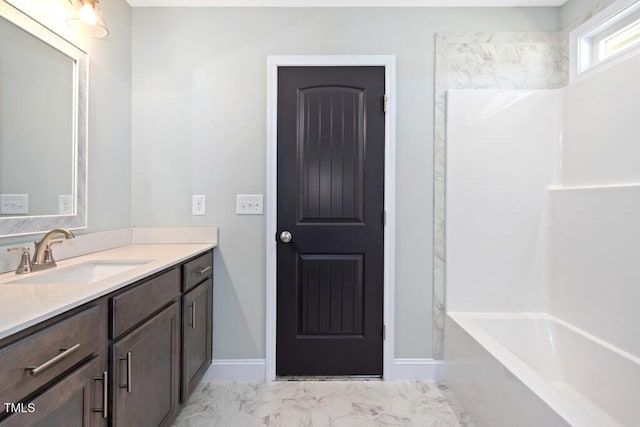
[0,243,215,340]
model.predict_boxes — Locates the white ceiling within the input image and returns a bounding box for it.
[126,0,568,7]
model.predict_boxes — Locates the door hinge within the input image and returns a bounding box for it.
[383,95,389,113]
[383,324,386,341]
[383,210,387,227]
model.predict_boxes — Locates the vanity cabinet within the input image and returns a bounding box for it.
[181,251,213,401]
[0,249,214,427]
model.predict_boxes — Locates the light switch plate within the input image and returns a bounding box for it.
[59,195,73,215]
[236,194,263,215]
[192,195,206,216]
[1,194,29,215]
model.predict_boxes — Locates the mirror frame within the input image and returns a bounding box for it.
[0,1,87,238]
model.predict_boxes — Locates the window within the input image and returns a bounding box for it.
[570,0,640,80]
[598,19,640,59]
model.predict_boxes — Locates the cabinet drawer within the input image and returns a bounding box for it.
[111,268,180,339]
[182,251,213,292]
[0,357,104,427]
[0,305,99,410]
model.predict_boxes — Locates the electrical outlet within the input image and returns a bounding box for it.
[1,194,29,215]
[192,195,206,216]
[59,195,73,215]
[236,194,263,215]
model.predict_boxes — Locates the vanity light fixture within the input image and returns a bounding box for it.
[66,0,108,38]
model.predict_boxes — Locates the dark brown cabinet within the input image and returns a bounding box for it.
[0,249,213,427]
[182,278,212,400]
[111,302,180,427]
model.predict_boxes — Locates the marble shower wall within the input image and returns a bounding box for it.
[432,32,567,359]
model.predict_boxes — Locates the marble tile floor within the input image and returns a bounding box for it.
[173,380,474,427]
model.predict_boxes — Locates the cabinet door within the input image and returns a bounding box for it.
[182,278,212,401]
[111,302,180,427]
[0,357,107,427]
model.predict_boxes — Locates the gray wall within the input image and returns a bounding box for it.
[85,0,132,232]
[131,7,560,360]
[561,0,613,30]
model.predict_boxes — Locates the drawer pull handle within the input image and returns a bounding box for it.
[25,343,80,376]
[191,301,196,329]
[198,266,211,275]
[119,352,132,393]
[92,371,108,418]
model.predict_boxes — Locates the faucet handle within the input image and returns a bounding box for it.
[43,240,64,265]
[7,246,30,254]
[7,247,33,275]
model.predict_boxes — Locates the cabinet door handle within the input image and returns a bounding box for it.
[119,352,132,393]
[25,343,80,376]
[198,266,211,275]
[93,371,108,419]
[191,301,196,329]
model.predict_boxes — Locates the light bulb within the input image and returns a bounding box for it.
[79,3,97,26]
[67,0,109,38]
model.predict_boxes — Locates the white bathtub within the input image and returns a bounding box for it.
[445,313,640,427]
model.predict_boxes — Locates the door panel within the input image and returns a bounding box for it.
[297,86,365,223]
[277,66,385,376]
[298,255,363,335]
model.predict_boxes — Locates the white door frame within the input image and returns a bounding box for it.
[265,55,396,381]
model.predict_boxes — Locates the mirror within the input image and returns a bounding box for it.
[0,1,87,237]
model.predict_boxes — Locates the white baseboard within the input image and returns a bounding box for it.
[203,359,267,382]
[203,358,443,382]
[391,359,444,381]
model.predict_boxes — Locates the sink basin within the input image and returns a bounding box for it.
[7,260,151,285]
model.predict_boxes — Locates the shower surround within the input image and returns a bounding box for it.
[443,42,640,425]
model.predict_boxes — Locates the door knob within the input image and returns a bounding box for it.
[279,231,292,243]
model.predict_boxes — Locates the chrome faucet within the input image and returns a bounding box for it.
[32,228,75,271]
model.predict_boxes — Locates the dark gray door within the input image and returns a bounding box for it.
[276,66,385,376]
